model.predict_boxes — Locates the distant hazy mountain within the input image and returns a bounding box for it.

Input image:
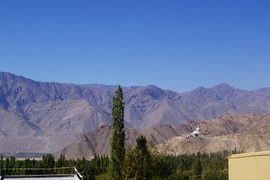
[0,71,270,153]
[55,113,270,160]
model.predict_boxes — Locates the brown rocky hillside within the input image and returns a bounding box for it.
[55,113,270,160]
[157,113,270,155]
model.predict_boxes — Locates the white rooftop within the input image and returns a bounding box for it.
[2,175,80,180]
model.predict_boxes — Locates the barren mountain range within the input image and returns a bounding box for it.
[0,71,270,154]
[55,113,270,160]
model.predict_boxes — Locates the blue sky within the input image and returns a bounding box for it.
[0,0,269,92]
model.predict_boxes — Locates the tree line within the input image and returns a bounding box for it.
[0,154,108,179]
[0,150,239,179]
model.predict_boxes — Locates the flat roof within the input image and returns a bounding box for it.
[229,151,270,159]
[2,174,80,180]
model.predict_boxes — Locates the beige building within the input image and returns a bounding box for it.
[228,151,270,180]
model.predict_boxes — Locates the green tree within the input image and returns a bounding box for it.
[152,155,175,179]
[110,85,125,180]
[123,147,137,179]
[192,158,202,180]
[0,154,3,175]
[56,154,66,174]
[9,156,16,175]
[5,157,10,175]
[42,154,55,174]
[202,169,227,180]
[134,135,152,180]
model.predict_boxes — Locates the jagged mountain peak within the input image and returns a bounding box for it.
[212,83,234,89]
[0,71,270,154]
[138,85,167,99]
[211,83,237,98]
[191,83,236,95]
[0,71,34,85]
[252,87,270,99]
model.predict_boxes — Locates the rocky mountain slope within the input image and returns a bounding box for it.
[157,113,270,155]
[54,124,177,160]
[55,113,270,160]
[0,71,270,153]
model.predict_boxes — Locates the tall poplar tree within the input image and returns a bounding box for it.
[135,135,152,180]
[110,85,125,180]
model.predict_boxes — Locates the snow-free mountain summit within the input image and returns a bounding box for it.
[0,72,270,153]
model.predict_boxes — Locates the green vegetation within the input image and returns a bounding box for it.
[123,135,152,179]
[0,150,237,180]
[0,154,109,179]
[110,85,126,180]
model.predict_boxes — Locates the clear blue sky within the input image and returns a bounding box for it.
[0,0,269,92]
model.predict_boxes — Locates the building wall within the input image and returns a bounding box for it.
[229,151,270,180]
